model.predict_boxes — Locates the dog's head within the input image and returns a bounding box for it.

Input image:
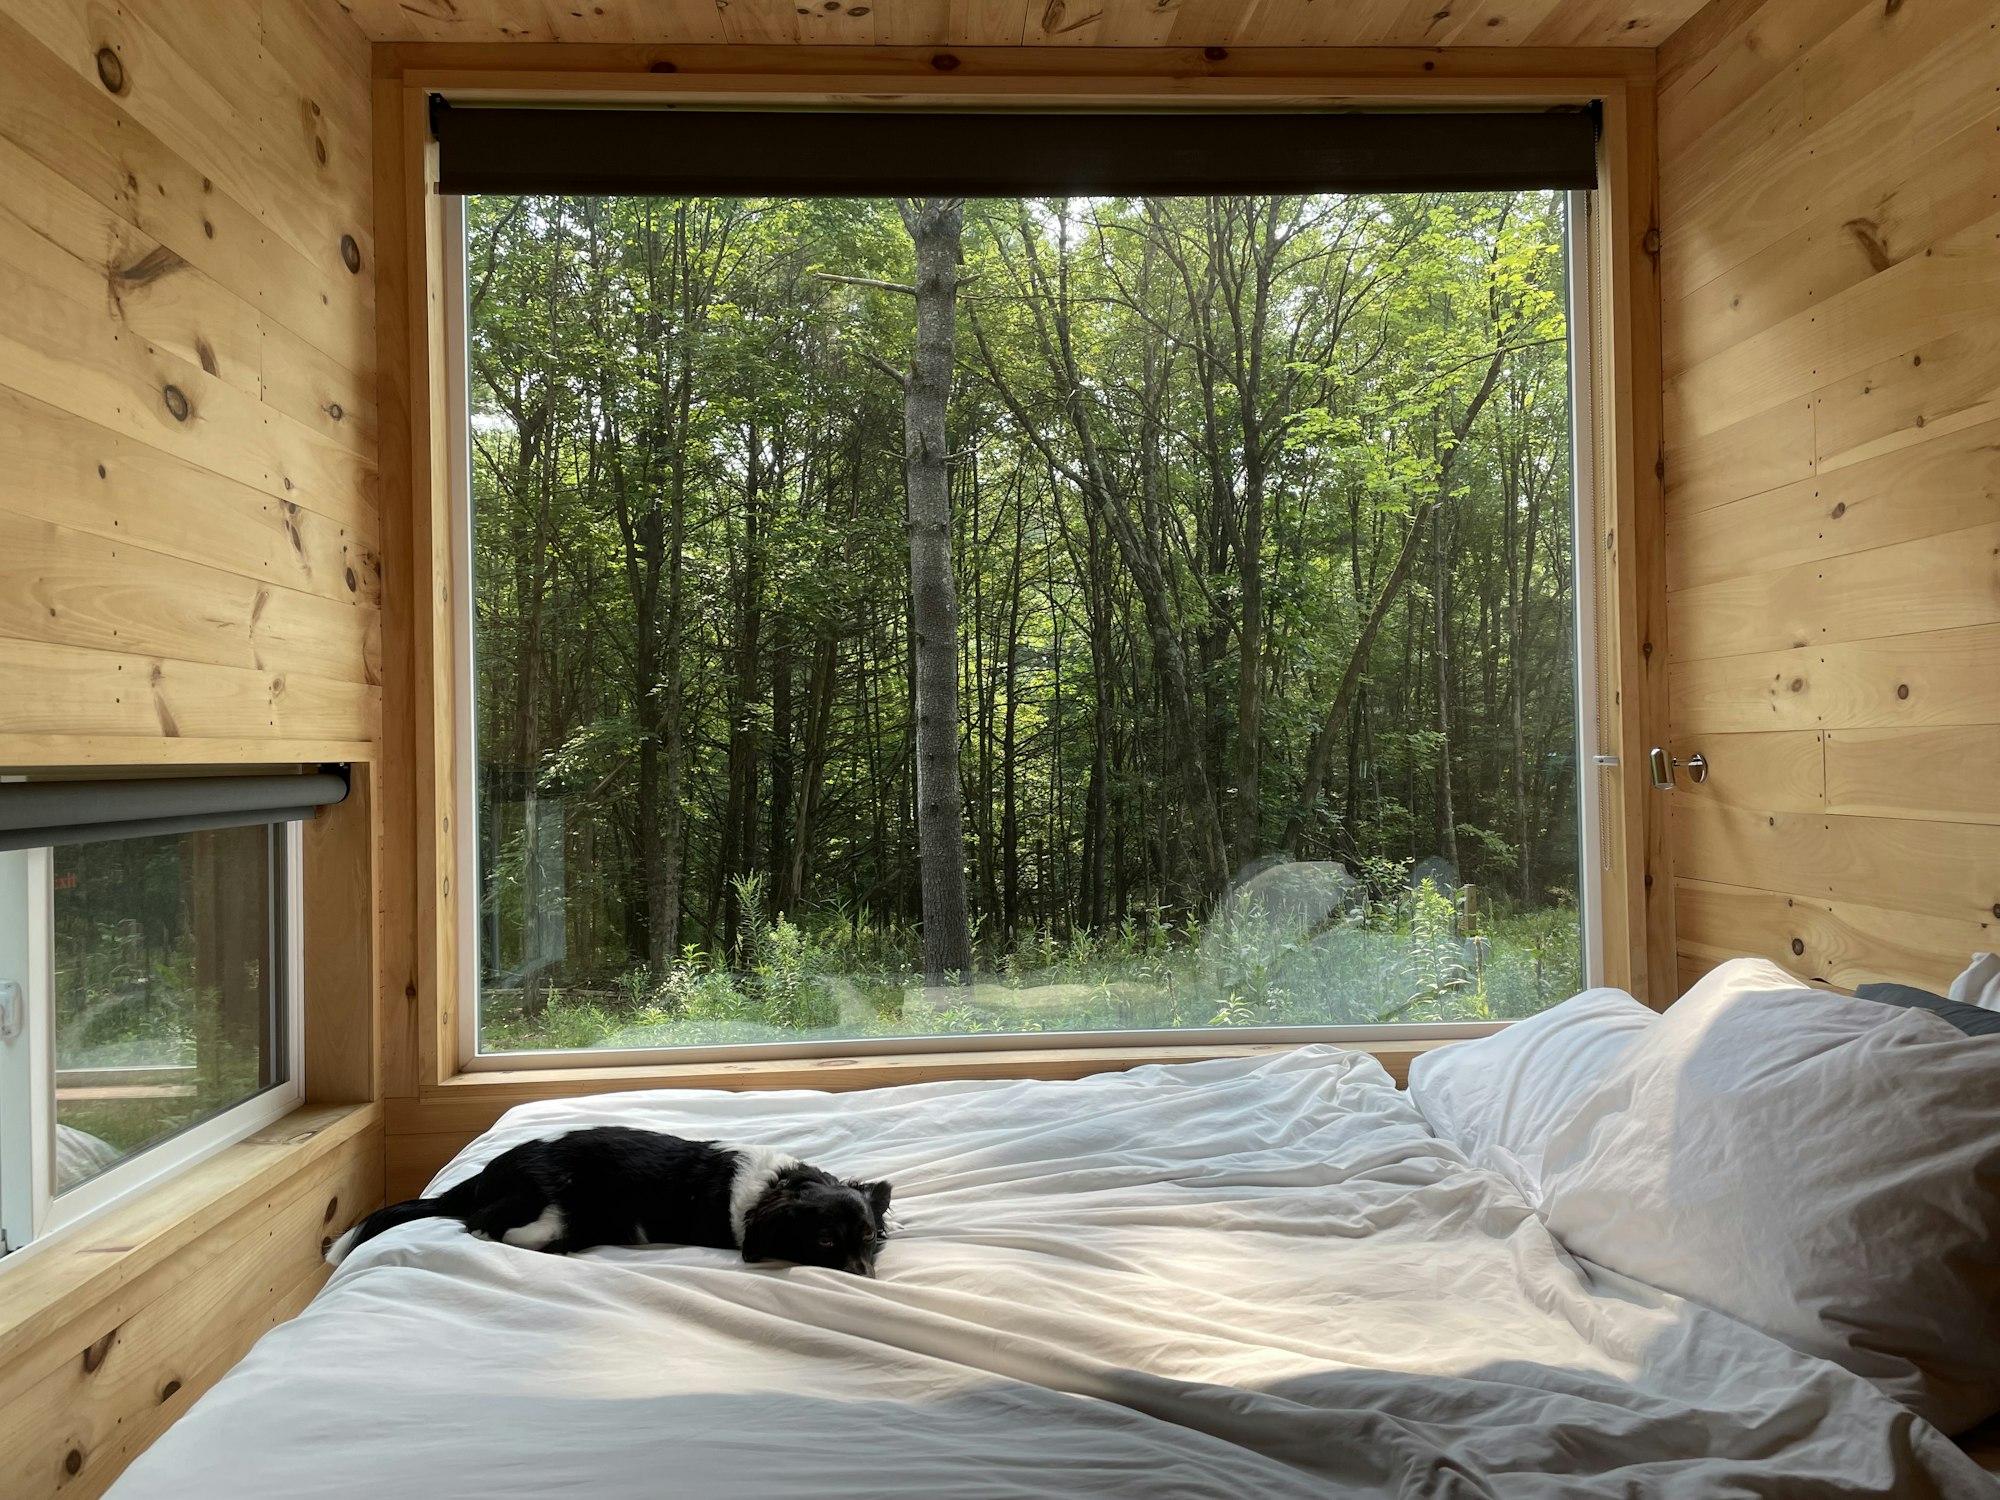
[740,1168,892,1277]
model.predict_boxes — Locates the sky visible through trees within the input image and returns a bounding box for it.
[466,190,1586,1053]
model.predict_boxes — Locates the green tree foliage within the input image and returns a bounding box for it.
[466,191,1582,1046]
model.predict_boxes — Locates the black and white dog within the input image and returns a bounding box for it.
[326,1126,892,1277]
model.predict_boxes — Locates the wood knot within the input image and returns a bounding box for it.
[1203,45,1228,60]
[1896,683,1910,700]
[848,4,869,12]
[405,982,418,1000]
[326,402,345,421]
[97,464,107,479]
[1790,938,1805,956]
[1884,0,1903,13]
[320,1236,334,1255]
[1642,227,1662,255]
[930,52,959,70]
[95,46,125,94]
[324,1196,340,1224]
[81,1330,117,1375]
[1422,59,1435,70]
[345,566,358,592]
[648,59,676,72]
[160,1379,183,1402]
[1843,218,1891,273]
[1829,501,1846,518]
[340,234,362,274]
[162,385,190,422]
[1788,678,1804,692]
[314,136,328,166]
[65,1450,84,1477]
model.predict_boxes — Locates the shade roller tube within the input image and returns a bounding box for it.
[0,772,349,853]
[431,105,1599,197]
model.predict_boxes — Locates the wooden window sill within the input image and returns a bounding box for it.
[426,1037,1463,1103]
[0,1101,379,1369]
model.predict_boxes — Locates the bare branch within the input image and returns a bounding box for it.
[857,347,908,388]
[815,271,918,298]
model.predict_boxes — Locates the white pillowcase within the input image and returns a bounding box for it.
[1406,986,1658,1207]
[1541,957,2000,1435]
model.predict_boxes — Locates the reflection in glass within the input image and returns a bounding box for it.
[52,827,285,1193]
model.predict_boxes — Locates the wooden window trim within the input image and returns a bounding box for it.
[372,46,1671,1114]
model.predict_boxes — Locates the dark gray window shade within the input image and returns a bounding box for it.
[0,771,349,852]
[430,102,1599,197]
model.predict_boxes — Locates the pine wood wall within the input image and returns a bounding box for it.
[0,3,384,1496]
[0,0,380,761]
[1658,0,2000,996]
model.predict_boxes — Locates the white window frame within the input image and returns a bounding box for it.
[0,823,305,1263]
[444,189,1606,1071]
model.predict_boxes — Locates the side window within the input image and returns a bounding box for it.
[0,778,321,1258]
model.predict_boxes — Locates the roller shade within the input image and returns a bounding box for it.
[0,771,349,852]
[431,102,1600,197]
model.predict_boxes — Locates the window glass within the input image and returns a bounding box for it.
[464,192,1586,1054]
[51,827,286,1192]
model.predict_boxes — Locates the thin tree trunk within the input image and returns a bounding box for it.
[898,197,973,981]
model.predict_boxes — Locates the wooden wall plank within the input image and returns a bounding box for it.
[0,235,378,537]
[0,642,381,742]
[1825,725,2000,827]
[1665,210,2000,442]
[1661,0,2000,303]
[1664,419,2000,592]
[0,513,379,686]
[1661,394,1814,516]
[1667,521,2000,662]
[1666,729,1823,811]
[1671,799,2000,927]
[3,0,376,293]
[1674,877,1993,993]
[1663,102,2000,378]
[1812,314,2000,473]
[1656,0,1853,158]
[1671,624,2000,734]
[0,11,372,379]
[0,385,380,610]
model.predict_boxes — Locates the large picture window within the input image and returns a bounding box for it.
[453,179,1598,1059]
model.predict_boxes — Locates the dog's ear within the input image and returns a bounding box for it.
[852,1179,892,1229]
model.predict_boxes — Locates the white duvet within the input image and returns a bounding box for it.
[113,1048,1993,1498]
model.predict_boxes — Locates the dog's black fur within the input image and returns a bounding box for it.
[326,1126,891,1276]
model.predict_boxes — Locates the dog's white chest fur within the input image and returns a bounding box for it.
[725,1144,801,1245]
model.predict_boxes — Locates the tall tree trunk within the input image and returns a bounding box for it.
[899,197,973,981]
[1433,518,1459,873]
[1001,495,1024,943]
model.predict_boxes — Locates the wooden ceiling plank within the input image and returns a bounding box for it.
[336,0,1695,45]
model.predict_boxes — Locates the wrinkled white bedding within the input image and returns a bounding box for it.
[112,1048,1993,1498]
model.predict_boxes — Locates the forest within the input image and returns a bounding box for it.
[464,190,1585,1052]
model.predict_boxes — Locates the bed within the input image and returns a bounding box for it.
[110,1012,1997,1498]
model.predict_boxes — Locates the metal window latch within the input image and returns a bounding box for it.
[1648,747,1707,790]
[1591,754,1620,767]
[0,977,21,1041]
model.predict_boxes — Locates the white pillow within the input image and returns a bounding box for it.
[1542,957,2000,1435]
[1406,986,1658,1206]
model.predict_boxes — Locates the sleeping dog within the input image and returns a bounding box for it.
[326,1126,892,1276]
